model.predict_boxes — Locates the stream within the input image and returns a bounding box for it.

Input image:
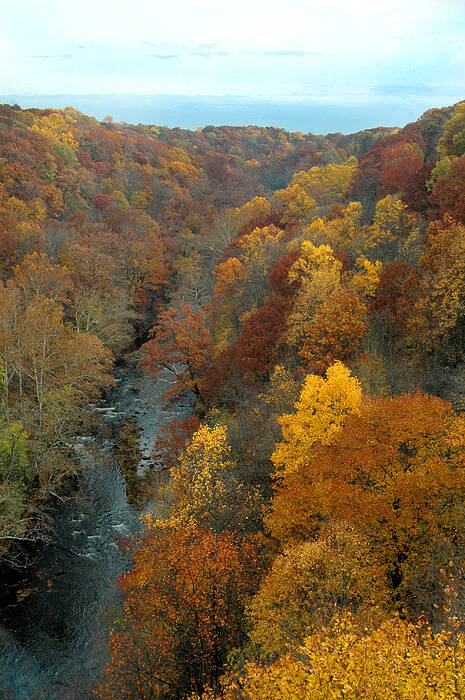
[0,362,193,699]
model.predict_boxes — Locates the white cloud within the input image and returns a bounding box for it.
[1,0,464,95]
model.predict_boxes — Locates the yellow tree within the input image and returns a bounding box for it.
[99,524,262,700]
[407,217,465,359]
[236,225,285,308]
[364,195,421,262]
[290,157,358,207]
[29,112,79,150]
[0,285,22,414]
[272,361,362,476]
[171,424,261,532]
[286,241,342,346]
[268,392,465,616]
[209,614,465,700]
[271,183,316,225]
[260,364,300,422]
[300,201,365,254]
[211,257,247,349]
[12,252,72,306]
[299,289,367,374]
[247,522,386,656]
[437,100,465,157]
[349,256,383,299]
[233,196,270,227]
[21,296,113,436]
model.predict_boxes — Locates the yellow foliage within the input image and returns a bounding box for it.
[171,424,235,529]
[216,614,465,699]
[437,100,465,157]
[272,362,362,475]
[5,197,47,223]
[353,349,389,396]
[290,156,358,206]
[299,289,367,373]
[129,189,149,209]
[364,195,420,260]
[29,112,79,150]
[213,258,247,298]
[288,241,341,286]
[211,257,248,348]
[261,364,299,417]
[167,146,191,163]
[331,200,364,248]
[171,423,263,532]
[300,201,364,253]
[213,324,237,353]
[238,225,284,282]
[299,217,328,245]
[167,160,200,184]
[286,241,342,345]
[233,196,270,227]
[350,256,383,298]
[408,218,465,354]
[239,224,283,259]
[271,183,316,224]
[248,522,386,656]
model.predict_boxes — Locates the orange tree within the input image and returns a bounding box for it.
[98,523,263,700]
[299,288,367,374]
[139,302,213,404]
[268,391,465,617]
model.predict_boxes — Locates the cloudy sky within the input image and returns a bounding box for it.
[2,0,465,103]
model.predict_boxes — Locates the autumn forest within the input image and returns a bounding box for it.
[2,99,465,698]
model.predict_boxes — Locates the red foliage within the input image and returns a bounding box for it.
[93,161,112,178]
[300,289,367,374]
[139,303,213,403]
[76,150,93,168]
[99,526,263,699]
[401,160,438,216]
[132,151,149,166]
[378,142,424,196]
[237,210,284,240]
[332,250,353,273]
[151,415,201,471]
[92,193,113,210]
[269,248,301,298]
[370,260,413,339]
[236,297,288,376]
[353,128,425,202]
[430,154,465,222]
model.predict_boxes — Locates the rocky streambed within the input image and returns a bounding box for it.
[0,362,193,699]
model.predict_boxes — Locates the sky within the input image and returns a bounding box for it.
[1,0,465,128]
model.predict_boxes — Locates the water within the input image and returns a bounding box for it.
[0,362,194,699]
[0,450,136,699]
[0,94,450,134]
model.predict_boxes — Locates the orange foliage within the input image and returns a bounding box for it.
[300,289,367,373]
[268,392,465,613]
[98,524,262,699]
[140,302,213,403]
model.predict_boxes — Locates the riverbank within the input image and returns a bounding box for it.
[0,359,193,699]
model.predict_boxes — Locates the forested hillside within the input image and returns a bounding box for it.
[0,102,395,561]
[2,100,465,698]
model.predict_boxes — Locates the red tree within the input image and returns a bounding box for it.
[236,297,288,376]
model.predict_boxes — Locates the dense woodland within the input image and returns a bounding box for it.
[3,100,465,697]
